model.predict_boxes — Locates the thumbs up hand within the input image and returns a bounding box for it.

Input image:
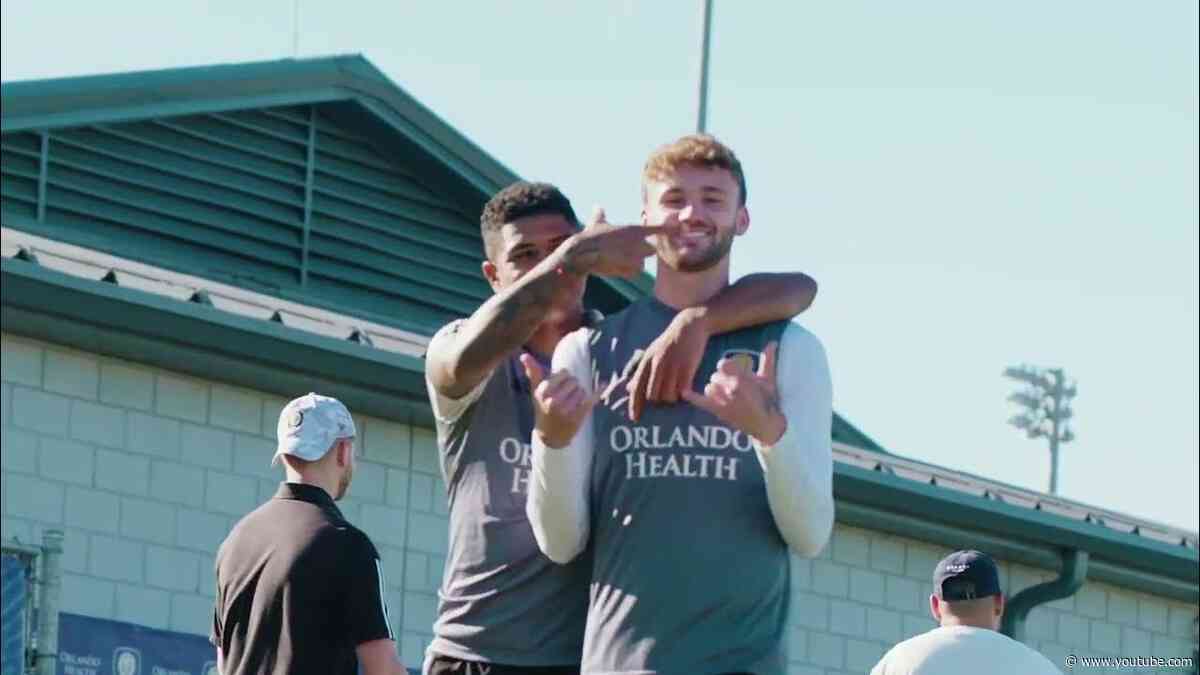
[521,354,600,449]
[682,341,787,446]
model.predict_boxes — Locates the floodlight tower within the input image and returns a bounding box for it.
[1003,364,1077,494]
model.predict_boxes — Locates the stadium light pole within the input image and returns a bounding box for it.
[1003,364,1077,494]
[695,0,714,133]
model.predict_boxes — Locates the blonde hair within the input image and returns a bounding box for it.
[642,134,747,206]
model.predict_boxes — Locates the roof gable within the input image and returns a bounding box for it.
[1,55,649,336]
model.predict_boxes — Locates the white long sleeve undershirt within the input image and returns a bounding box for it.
[526,321,835,564]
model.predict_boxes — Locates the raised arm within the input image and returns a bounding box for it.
[425,251,584,401]
[525,328,596,564]
[628,271,818,420]
[427,221,674,400]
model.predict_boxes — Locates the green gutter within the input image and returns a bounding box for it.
[1001,550,1089,642]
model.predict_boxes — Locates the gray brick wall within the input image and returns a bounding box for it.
[2,333,433,668]
[3,333,1196,675]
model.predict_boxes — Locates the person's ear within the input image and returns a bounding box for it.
[336,439,351,467]
[734,206,750,236]
[929,594,942,622]
[994,593,1005,618]
[481,259,500,290]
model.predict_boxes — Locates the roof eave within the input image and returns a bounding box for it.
[1,256,433,427]
[835,462,1199,599]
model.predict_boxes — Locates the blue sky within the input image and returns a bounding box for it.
[3,1,1196,530]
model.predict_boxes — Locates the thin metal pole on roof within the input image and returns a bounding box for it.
[696,0,714,133]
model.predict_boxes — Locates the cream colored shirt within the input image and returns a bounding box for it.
[872,625,1063,675]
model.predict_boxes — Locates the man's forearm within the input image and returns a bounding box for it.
[692,272,817,334]
[436,252,581,397]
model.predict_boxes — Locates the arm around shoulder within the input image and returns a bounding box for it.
[699,272,818,334]
[756,322,835,557]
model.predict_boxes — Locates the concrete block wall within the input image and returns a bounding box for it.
[1,333,448,671]
[4,333,1195,674]
[785,524,1198,674]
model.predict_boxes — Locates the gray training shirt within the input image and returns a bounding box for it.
[425,320,590,666]
[527,297,836,675]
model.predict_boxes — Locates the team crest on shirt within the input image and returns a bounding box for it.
[721,348,761,373]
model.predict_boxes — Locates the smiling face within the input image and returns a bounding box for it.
[643,163,749,273]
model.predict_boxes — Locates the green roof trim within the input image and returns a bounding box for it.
[1,256,433,427]
[835,462,1198,593]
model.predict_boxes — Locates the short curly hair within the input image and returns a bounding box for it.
[480,181,579,261]
[642,134,747,206]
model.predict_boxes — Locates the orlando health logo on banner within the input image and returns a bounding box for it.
[56,614,215,675]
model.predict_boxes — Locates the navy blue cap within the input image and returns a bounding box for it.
[933,550,1002,601]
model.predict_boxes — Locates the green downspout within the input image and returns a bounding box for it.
[1001,549,1089,642]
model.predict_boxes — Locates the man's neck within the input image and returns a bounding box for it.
[653,258,731,309]
[283,471,336,500]
[939,617,995,631]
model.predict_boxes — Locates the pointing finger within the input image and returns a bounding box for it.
[637,223,681,237]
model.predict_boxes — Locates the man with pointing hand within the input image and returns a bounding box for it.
[423,181,818,674]
[525,135,835,675]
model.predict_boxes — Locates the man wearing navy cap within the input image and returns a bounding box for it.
[871,550,1062,674]
[211,393,408,675]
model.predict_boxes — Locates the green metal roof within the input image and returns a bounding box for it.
[1,55,650,337]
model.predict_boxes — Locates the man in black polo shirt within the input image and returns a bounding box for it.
[211,392,406,675]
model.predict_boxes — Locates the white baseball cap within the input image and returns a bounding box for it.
[273,393,356,465]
